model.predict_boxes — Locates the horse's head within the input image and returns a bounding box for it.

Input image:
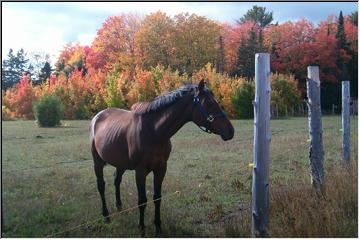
[191,79,234,141]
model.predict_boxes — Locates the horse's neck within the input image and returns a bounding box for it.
[150,96,193,140]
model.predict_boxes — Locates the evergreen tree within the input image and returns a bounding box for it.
[233,35,248,78]
[336,11,349,82]
[233,6,273,80]
[38,62,52,84]
[238,5,273,27]
[347,11,358,97]
[349,11,358,26]
[238,5,273,54]
[258,29,265,52]
[233,30,257,81]
[336,11,346,50]
[2,48,30,89]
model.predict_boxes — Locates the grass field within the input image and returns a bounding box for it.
[2,116,358,237]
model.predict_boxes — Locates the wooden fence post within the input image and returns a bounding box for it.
[252,53,271,237]
[342,81,350,162]
[306,66,324,191]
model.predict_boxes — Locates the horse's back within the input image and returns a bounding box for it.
[90,108,134,167]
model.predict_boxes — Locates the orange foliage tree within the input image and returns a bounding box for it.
[3,11,357,120]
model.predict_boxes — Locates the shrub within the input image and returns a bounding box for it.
[104,71,126,108]
[2,105,15,120]
[193,63,244,117]
[231,82,255,119]
[33,94,64,127]
[271,73,302,116]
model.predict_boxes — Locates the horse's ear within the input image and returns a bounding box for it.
[198,79,205,93]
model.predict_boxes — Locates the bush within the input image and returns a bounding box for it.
[104,71,126,108]
[271,73,302,116]
[33,94,64,127]
[193,63,244,118]
[231,82,255,119]
[2,105,15,120]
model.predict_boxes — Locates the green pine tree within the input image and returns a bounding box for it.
[2,48,30,89]
[39,62,52,83]
[336,11,349,82]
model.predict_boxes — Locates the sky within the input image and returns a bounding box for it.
[2,2,358,63]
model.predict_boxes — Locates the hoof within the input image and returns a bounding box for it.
[104,216,111,223]
[115,202,122,211]
[155,227,162,237]
[138,224,145,237]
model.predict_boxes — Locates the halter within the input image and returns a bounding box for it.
[192,91,227,134]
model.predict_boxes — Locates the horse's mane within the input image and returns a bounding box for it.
[131,84,197,114]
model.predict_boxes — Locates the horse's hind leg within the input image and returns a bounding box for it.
[114,168,125,211]
[92,150,110,222]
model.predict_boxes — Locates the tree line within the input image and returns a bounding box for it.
[1,6,358,120]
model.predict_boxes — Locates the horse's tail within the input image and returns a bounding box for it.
[89,110,106,165]
[89,109,106,145]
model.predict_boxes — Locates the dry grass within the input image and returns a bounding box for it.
[223,161,358,237]
[269,161,358,237]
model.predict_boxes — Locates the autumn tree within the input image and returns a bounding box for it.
[216,36,225,73]
[89,13,142,75]
[55,43,88,78]
[172,13,221,75]
[135,11,175,71]
[221,22,254,74]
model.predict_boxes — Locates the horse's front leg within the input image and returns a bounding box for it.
[153,163,167,236]
[135,169,147,236]
[114,168,125,211]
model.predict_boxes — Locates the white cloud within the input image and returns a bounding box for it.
[78,33,96,46]
[2,6,67,63]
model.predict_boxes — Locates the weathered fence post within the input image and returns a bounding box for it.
[342,81,350,162]
[306,66,324,191]
[252,53,271,237]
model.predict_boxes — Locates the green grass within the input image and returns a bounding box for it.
[2,116,358,237]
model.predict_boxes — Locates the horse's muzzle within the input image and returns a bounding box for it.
[221,126,234,141]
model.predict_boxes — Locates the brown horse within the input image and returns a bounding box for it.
[89,80,234,235]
